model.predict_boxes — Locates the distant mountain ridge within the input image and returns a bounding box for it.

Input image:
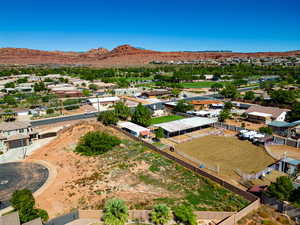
[0,44,299,67]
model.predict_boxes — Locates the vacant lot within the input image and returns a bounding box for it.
[150,115,184,125]
[176,135,275,178]
[26,121,248,218]
[182,81,229,88]
[267,145,300,160]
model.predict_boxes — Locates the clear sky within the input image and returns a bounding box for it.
[0,0,299,52]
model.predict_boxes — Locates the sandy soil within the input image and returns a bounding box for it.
[24,121,176,218]
[175,135,275,178]
[225,119,264,131]
[267,145,300,160]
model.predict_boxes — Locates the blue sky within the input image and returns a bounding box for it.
[0,0,299,52]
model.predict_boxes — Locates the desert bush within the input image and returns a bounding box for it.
[150,204,172,225]
[103,198,128,225]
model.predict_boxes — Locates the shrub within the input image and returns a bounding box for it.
[98,111,118,126]
[10,189,48,223]
[155,128,164,139]
[103,198,128,225]
[63,99,80,110]
[259,127,273,135]
[46,108,54,114]
[266,176,294,201]
[173,205,196,225]
[150,204,172,225]
[75,131,121,156]
[131,103,151,127]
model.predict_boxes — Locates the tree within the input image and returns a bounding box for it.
[117,78,130,88]
[75,131,121,156]
[82,89,91,97]
[174,100,194,113]
[286,103,300,122]
[114,102,131,120]
[259,127,273,135]
[17,77,28,83]
[4,82,15,88]
[270,89,296,105]
[219,85,238,99]
[98,111,118,125]
[89,83,98,91]
[131,103,151,127]
[224,101,233,110]
[155,127,164,139]
[244,91,255,100]
[150,204,171,225]
[171,88,181,97]
[10,189,48,223]
[266,176,294,201]
[173,205,196,225]
[210,83,223,92]
[63,99,80,110]
[218,109,230,122]
[3,95,17,106]
[46,108,55,114]
[103,198,128,225]
[34,82,46,92]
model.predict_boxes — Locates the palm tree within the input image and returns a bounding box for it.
[103,198,128,225]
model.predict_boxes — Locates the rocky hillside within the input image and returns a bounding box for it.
[0,44,299,67]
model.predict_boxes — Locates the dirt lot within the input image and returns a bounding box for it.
[225,119,264,131]
[267,145,300,160]
[25,121,248,218]
[175,135,275,179]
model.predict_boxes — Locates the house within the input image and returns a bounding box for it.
[118,121,150,138]
[113,88,142,96]
[0,121,38,151]
[189,100,222,110]
[268,120,300,138]
[276,157,300,176]
[140,90,171,98]
[153,117,217,137]
[0,211,42,225]
[87,97,120,111]
[245,105,289,124]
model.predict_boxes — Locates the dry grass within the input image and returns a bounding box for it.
[267,145,300,160]
[176,135,275,177]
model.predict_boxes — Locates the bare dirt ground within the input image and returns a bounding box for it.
[267,145,300,160]
[225,119,264,131]
[175,135,275,179]
[24,121,248,218]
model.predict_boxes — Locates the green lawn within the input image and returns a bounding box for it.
[150,115,184,125]
[182,81,230,88]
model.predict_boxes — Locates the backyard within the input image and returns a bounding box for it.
[150,115,184,125]
[175,135,275,179]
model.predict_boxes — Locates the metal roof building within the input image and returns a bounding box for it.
[118,121,150,137]
[154,117,217,137]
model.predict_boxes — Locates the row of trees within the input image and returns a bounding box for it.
[1,64,299,82]
[103,198,197,225]
[98,102,152,127]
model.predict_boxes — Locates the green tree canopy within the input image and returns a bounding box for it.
[63,99,80,110]
[259,127,273,135]
[219,84,238,99]
[103,198,128,225]
[174,100,194,113]
[173,205,197,225]
[4,82,16,88]
[10,189,49,223]
[155,127,164,139]
[171,88,181,97]
[34,82,47,92]
[75,131,121,156]
[114,102,131,120]
[218,109,230,122]
[98,111,119,125]
[244,91,255,100]
[150,204,172,225]
[270,89,296,105]
[286,103,300,122]
[266,176,294,201]
[131,103,151,127]
[82,89,91,97]
[210,83,223,92]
